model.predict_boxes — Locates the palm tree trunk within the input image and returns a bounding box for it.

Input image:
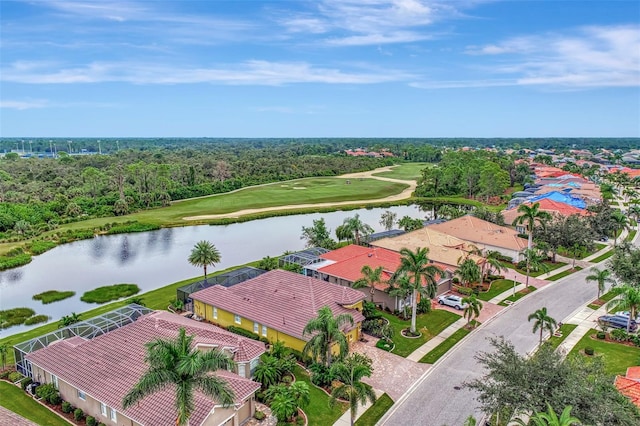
[411,290,418,334]
[539,328,543,345]
[204,265,207,280]
[370,288,375,303]
[527,225,533,249]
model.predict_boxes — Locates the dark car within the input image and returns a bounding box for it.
[598,315,638,331]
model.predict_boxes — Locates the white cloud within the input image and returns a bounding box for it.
[1,60,413,85]
[0,99,49,110]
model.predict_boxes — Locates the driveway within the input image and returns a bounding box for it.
[351,337,430,401]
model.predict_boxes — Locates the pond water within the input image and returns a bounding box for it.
[0,205,431,337]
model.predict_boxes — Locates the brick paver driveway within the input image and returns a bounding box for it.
[351,337,430,401]
[0,406,37,426]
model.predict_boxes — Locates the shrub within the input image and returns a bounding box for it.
[0,370,11,380]
[630,335,640,347]
[74,408,85,421]
[254,411,266,421]
[20,377,32,391]
[8,371,24,382]
[417,297,431,314]
[98,423,106,426]
[376,339,394,352]
[362,301,381,320]
[456,286,473,296]
[597,331,606,339]
[61,401,73,413]
[36,383,58,399]
[611,329,629,342]
[585,347,595,356]
[296,415,305,425]
[48,393,62,405]
[309,363,335,388]
[86,416,97,426]
[226,325,261,341]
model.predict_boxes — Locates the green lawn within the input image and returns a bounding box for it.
[546,323,578,350]
[477,279,517,301]
[509,261,567,277]
[379,309,461,357]
[55,177,408,230]
[372,163,430,180]
[354,393,394,426]
[498,286,537,306]
[626,230,637,242]
[0,264,257,365]
[587,290,618,310]
[0,382,71,426]
[546,266,583,281]
[294,366,347,426]
[568,329,640,376]
[590,250,615,263]
[557,243,607,260]
[419,326,471,364]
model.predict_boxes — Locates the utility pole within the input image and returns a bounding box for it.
[29,140,33,153]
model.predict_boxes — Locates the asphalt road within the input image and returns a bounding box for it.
[379,264,606,426]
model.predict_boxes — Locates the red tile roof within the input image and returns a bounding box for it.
[627,367,640,380]
[26,311,263,426]
[615,376,640,408]
[429,215,528,252]
[191,270,365,342]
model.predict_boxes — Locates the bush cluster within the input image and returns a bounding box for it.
[74,408,85,421]
[61,401,73,413]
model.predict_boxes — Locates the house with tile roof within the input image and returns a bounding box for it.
[428,215,528,262]
[502,198,589,232]
[371,227,483,271]
[304,244,452,310]
[26,310,264,426]
[615,367,640,409]
[190,269,365,354]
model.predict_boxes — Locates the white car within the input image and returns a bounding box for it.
[437,294,468,310]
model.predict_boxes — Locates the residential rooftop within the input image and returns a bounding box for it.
[428,215,528,252]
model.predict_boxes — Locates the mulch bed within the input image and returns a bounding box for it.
[589,333,639,348]
[590,299,605,307]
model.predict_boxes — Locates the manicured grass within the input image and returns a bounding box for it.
[568,329,640,375]
[32,290,76,304]
[80,283,140,303]
[354,393,394,426]
[419,326,471,364]
[498,286,537,306]
[546,323,578,350]
[590,250,615,263]
[587,289,618,310]
[379,309,461,358]
[477,279,517,301]
[557,243,607,260]
[0,382,72,426]
[293,366,347,426]
[372,163,430,180]
[626,230,637,242]
[0,264,254,365]
[546,266,583,281]
[510,261,567,277]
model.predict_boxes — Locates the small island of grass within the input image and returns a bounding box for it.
[0,307,36,329]
[81,283,140,304]
[32,290,76,304]
[24,314,50,326]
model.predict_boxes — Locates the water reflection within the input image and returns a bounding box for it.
[0,205,426,337]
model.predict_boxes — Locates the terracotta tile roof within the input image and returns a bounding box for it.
[627,367,640,380]
[503,199,589,226]
[190,269,365,342]
[371,227,483,268]
[428,215,528,252]
[26,311,263,426]
[615,376,640,408]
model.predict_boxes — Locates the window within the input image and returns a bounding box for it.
[51,374,58,388]
[110,408,117,421]
[213,307,218,319]
[253,322,259,333]
[234,314,241,324]
[238,363,246,377]
[77,390,86,400]
[100,403,107,416]
[262,325,268,337]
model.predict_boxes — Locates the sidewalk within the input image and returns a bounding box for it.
[406,318,467,362]
[556,304,609,356]
[333,388,384,426]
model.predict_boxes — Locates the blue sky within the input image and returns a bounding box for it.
[1,0,639,138]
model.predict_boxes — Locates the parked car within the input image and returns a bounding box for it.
[613,311,640,322]
[437,294,467,310]
[598,315,638,331]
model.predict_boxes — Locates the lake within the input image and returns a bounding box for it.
[0,205,430,337]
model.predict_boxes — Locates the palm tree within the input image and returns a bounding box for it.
[58,312,81,328]
[483,250,508,281]
[515,202,552,249]
[341,214,374,246]
[522,247,549,288]
[353,265,385,303]
[253,355,281,389]
[462,295,483,328]
[394,247,442,334]
[330,353,377,426]
[265,381,310,423]
[388,274,412,320]
[302,306,354,367]
[188,240,221,280]
[585,268,615,299]
[379,210,397,231]
[456,257,481,288]
[606,285,640,333]
[611,210,629,246]
[515,404,582,426]
[127,297,145,306]
[528,307,557,346]
[122,328,235,426]
[0,344,7,370]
